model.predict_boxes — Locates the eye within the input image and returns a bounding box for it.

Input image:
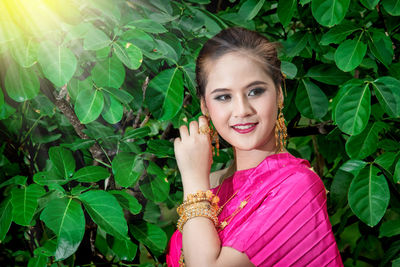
[248,87,265,96]
[214,94,231,101]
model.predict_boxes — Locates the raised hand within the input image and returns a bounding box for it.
[174,116,213,195]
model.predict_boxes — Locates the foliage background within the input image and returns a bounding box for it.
[0,0,399,266]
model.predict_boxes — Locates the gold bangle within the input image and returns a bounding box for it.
[177,205,218,232]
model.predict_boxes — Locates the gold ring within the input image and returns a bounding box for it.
[199,125,211,135]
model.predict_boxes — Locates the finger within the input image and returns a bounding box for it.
[198,116,210,137]
[179,125,189,139]
[198,116,209,129]
[189,120,199,136]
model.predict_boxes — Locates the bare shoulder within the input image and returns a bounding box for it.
[209,162,236,188]
[216,246,255,267]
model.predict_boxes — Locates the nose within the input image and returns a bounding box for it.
[233,96,254,118]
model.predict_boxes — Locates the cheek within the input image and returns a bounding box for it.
[207,103,229,129]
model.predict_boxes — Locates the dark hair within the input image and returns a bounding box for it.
[195,27,282,98]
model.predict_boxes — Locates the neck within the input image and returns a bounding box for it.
[234,134,282,171]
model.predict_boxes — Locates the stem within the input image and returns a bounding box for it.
[21,115,44,145]
[94,158,112,168]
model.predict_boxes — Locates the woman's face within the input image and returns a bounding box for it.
[201,51,281,153]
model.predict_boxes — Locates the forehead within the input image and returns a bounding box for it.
[205,51,273,93]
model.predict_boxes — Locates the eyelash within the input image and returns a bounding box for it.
[213,87,266,101]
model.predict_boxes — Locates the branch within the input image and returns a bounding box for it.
[288,122,336,137]
[41,81,103,164]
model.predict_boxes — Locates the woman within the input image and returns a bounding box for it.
[166,27,343,267]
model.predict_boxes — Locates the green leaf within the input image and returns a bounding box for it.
[374,152,397,172]
[335,38,367,72]
[27,255,47,267]
[281,61,297,79]
[394,159,400,184]
[112,153,144,188]
[120,29,154,52]
[0,197,12,242]
[5,63,40,102]
[379,219,400,237]
[37,41,77,87]
[283,32,308,58]
[0,175,27,189]
[330,160,367,208]
[389,62,400,79]
[113,42,143,70]
[128,19,167,33]
[33,171,67,186]
[143,201,161,224]
[238,0,266,21]
[320,23,360,45]
[123,127,151,140]
[11,38,38,68]
[139,162,169,203]
[334,82,371,135]
[0,103,16,120]
[381,241,400,267]
[83,27,111,51]
[295,79,329,119]
[111,237,138,261]
[72,166,110,183]
[146,139,174,158]
[110,190,142,215]
[368,31,394,67]
[129,221,167,254]
[311,0,350,27]
[67,77,92,102]
[278,0,296,27]
[348,164,390,226]
[382,0,400,16]
[102,87,133,106]
[40,198,85,260]
[340,159,368,176]
[92,55,125,88]
[71,185,91,196]
[11,184,45,226]
[146,68,184,121]
[305,64,351,85]
[345,122,385,159]
[372,76,400,117]
[330,169,353,208]
[79,190,128,240]
[34,240,56,257]
[74,89,104,124]
[101,94,123,124]
[49,146,75,179]
[360,0,380,9]
[87,0,121,22]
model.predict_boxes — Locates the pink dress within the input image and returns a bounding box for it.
[166,153,343,266]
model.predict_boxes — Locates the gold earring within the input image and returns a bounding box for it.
[275,100,287,152]
[205,114,219,156]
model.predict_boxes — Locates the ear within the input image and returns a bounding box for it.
[200,98,209,116]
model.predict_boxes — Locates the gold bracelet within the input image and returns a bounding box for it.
[178,201,211,215]
[177,204,218,232]
[177,190,220,216]
[186,190,220,205]
[177,198,209,215]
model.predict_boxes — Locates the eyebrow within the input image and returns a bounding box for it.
[210,80,268,94]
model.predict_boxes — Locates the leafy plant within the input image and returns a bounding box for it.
[0,0,399,266]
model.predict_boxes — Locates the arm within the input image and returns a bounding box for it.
[174,117,254,267]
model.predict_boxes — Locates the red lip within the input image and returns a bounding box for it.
[231,123,258,134]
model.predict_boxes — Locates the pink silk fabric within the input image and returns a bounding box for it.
[166,153,343,266]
